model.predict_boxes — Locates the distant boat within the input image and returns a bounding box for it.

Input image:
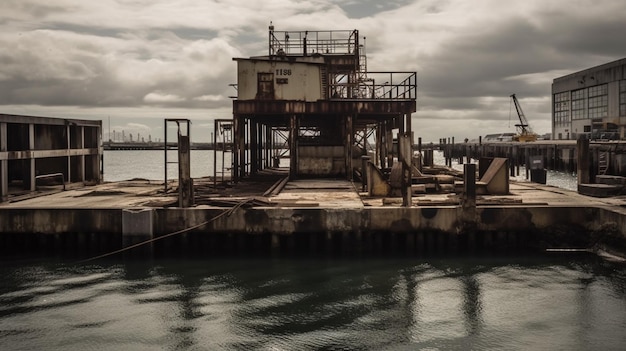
[483,133,515,142]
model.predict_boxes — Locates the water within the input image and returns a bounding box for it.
[103,150,229,182]
[103,150,578,191]
[2,152,608,350]
[1,256,625,350]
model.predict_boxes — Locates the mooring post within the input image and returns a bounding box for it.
[577,135,590,186]
[463,163,476,209]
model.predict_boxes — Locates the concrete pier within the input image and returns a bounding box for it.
[1,177,625,259]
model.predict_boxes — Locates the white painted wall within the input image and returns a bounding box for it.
[236,59,323,101]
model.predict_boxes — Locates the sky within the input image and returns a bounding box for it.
[1,0,625,143]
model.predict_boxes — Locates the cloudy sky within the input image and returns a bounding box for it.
[1,0,625,142]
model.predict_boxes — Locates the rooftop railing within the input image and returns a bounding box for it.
[329,71,417,100]
[269,29,359,56]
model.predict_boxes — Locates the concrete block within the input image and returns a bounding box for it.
[122,208,154,249]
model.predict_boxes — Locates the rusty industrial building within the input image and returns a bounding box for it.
[230,25,417,181]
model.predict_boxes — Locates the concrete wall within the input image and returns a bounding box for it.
[1,204,625,257]
[297,145,345,176]
[236,59,323,101]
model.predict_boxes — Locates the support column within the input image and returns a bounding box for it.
[0,122,7,202]
[377,122,384,168]
[398,132,413,207]
[66,123,72,185]
[78,126,85,182]
[236,115,246,181]
[250,120,258,175]
[289,115,297,179]
[463,163,476,209]
[28,123,35,191]
[265,124,271,169]
[178,133,194,207]
[345,114,353,179]
[386,122,393,168]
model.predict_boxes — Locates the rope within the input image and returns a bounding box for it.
[78,198,253,263]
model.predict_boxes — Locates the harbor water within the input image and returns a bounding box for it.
[1,256,626,350]
[1,151,624,350]
[103,150,577,191]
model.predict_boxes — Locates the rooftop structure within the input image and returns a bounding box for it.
[231,25,417,181]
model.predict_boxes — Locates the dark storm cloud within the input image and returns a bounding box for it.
[1,0,625,141]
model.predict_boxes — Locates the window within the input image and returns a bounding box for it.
[554,92,570,127]
[588,84,608,119]
[256,72,274,100]
[572,88,587,120]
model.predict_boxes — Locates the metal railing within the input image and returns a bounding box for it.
[270,29,359,56]
[328,71,417,100]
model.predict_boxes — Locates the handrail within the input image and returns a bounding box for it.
[270,29,359,56]
[328,72,417,100]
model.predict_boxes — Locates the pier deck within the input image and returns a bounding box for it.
[5,177,626,210]
[2,177,626,258]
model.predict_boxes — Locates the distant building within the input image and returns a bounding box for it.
[552,58,626,140]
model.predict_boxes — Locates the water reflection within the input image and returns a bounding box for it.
[1,256,626,350]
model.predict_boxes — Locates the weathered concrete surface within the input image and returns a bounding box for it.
[2,178,626,256]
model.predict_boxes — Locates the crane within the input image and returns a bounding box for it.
[510,93,537,142]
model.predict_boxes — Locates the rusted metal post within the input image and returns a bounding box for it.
[290,115,297,179]
[250,120,258,175]
[398,132,412,207]
[178,133,194,208]
[346,114,353,180]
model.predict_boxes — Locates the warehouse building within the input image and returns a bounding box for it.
[552,58,626,140]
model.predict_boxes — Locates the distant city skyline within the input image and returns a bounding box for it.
[2,0,626,142]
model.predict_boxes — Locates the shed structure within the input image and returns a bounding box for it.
[0,114,102,202]
[232,25,417,181]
